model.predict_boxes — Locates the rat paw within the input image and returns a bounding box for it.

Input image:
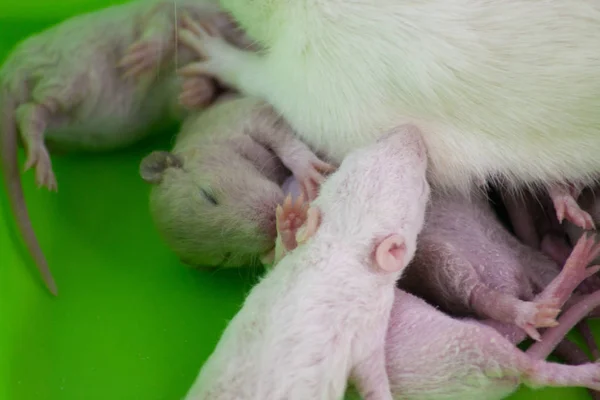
[24,144,57,191]
[177,14,239,83]
[119,39,165,78]
[276,193,309,253]
[287,155,336,201]
[516,300,561,341]
[550,185,595,230]
[178,76,216,109]
[563,234,600,285]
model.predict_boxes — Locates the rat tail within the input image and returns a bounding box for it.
[0,88,58,296]
[526,290,600,359]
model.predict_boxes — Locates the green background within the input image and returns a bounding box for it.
[0,1,596,399]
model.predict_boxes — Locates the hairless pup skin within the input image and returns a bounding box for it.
[0,0,254,295]
[140,95,334,269]
[184,126,430,400]
[175,2,600,235]
[274,184,600,399]
[399,190,600,341]
[364,285,600,400]
[565,186,600,265]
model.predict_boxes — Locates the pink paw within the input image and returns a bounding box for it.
[119,39,165,78]
[275,193,309,253]
[178,76,216,109]
[24,144,57,191]
[289,156,336,201]
[550,185,595,230]
[563,234,600,286]
[516,300,561,341]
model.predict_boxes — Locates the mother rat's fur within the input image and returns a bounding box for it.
[184,0,600,194]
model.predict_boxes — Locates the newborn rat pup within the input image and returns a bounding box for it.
[140,94,334,269]
[176,2,600,233]
[184,125,430,400]
[275,194,600,400]
[399,189,596,340]
[0,0,250,294]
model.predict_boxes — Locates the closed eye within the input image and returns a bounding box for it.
[201,188,218,206]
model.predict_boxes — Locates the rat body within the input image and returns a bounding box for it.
[140,94,333,269]
[184,126,430,400]
[400,190,574,339]
[0,0,252,294]
[378,284,600,400]
[177,1,600,229]
[273,184,600,400]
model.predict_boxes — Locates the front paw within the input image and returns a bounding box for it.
[516,299,561,341]
[177,14,241,84]
[287,154,336,201]
[118,39,166,78]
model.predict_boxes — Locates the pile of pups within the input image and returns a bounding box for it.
[4,0,600,399]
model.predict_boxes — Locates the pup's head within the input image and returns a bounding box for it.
[140,140,286,268]
[310,125,430,274]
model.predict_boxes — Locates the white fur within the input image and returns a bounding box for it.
[184,126,430,400]
[197,0,600,194]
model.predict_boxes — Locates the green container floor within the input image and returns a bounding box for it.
[0,2,598,399]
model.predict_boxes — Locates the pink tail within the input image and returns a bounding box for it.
[1,88,57,296]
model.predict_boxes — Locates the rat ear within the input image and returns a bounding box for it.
[296,206,321,245]
[140,151,183,184]
[374,234,406,273]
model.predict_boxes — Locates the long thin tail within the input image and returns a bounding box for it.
[1,88,57,296]
[527,290,600,359]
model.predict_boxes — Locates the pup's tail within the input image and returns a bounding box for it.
[0,88,57,296]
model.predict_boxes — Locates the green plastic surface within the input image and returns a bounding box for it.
[0,2,598,399]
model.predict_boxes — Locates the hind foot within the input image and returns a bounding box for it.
[119,39,166,78]
[178,76,216,109]
[549,184,595,230]
[515,300,561,341]
[24,144,57,191]
[274,194,309,264]
[537,234,600,308]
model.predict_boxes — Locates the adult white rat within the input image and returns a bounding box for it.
[176,2,600,232]
[0,0,252,294]
[184,125,430,400]
[140,94,334,269]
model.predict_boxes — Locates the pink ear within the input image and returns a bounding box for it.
[375,234,406,273]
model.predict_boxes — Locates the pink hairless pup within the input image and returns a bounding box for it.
[277,199,600,399]
[184,125,430,400]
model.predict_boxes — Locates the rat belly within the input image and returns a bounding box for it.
[386,294,522,400]
[44,80,175,151]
